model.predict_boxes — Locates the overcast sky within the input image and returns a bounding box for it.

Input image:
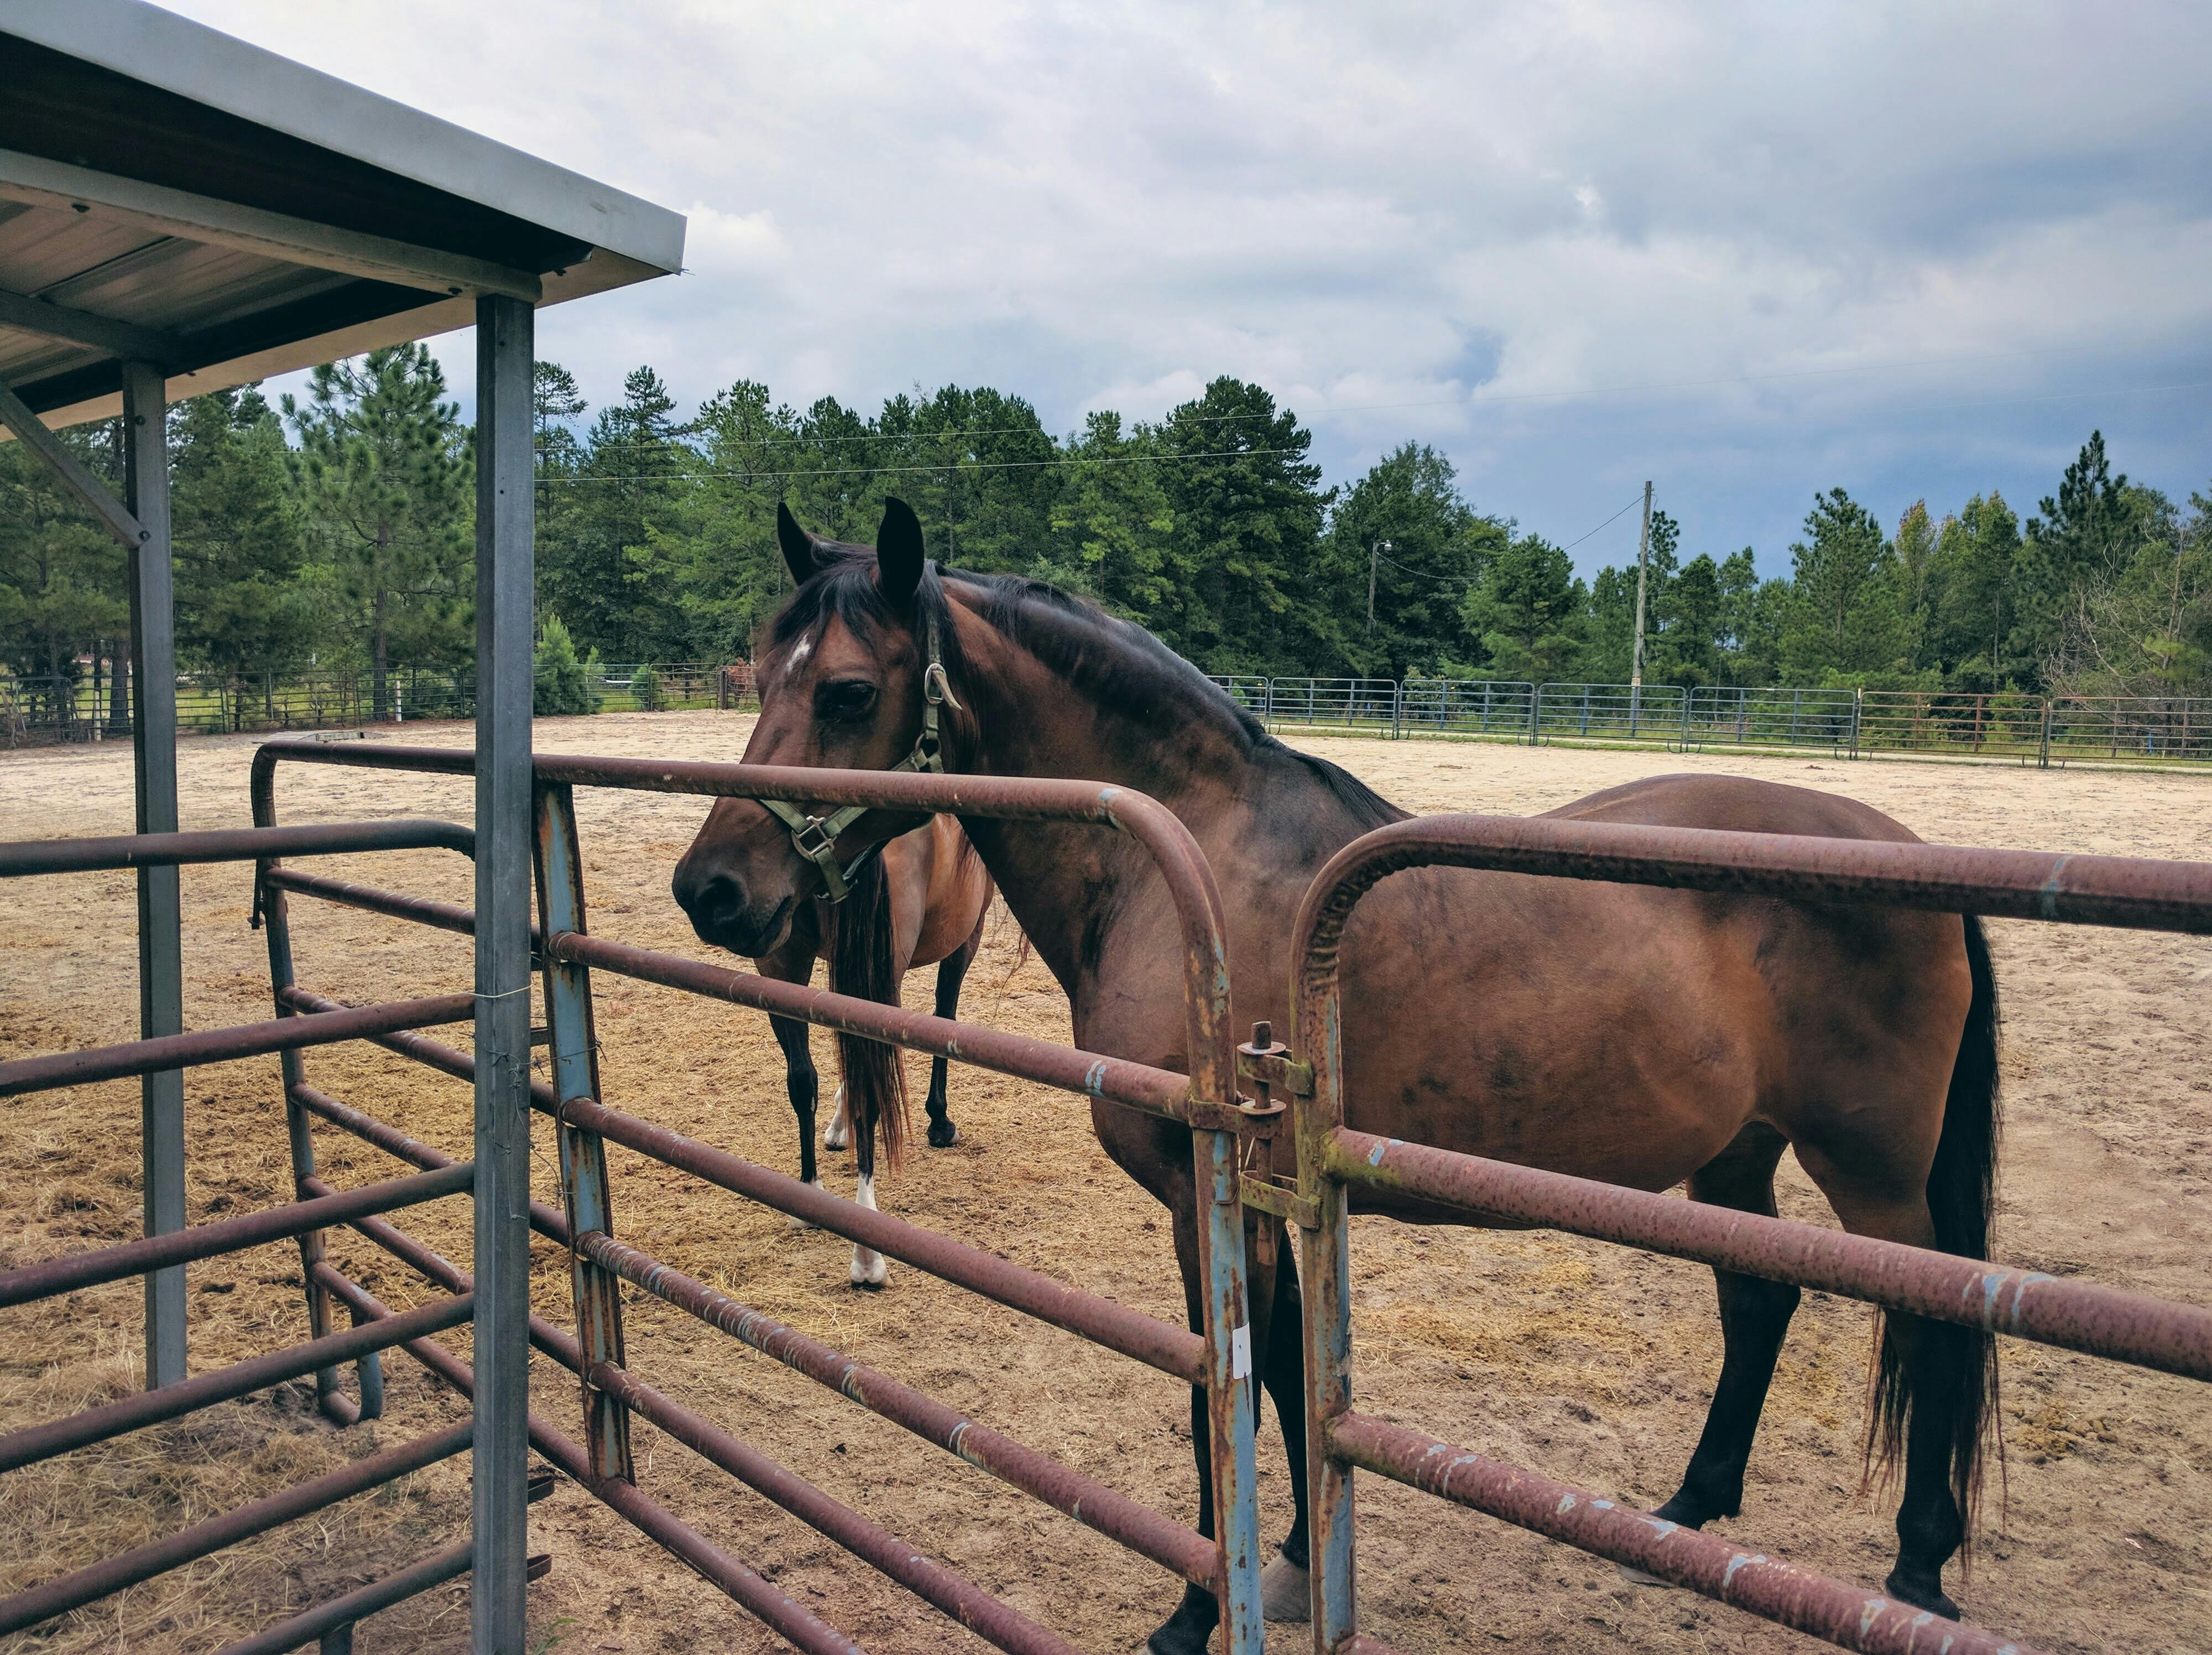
[169,1,2212,577]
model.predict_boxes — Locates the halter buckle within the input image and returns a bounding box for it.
[789,816,838,862]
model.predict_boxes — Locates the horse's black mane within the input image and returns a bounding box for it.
[770,545,1400,829]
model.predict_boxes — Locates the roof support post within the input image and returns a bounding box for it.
[121,360,185,1390]
[470,292,536,1655]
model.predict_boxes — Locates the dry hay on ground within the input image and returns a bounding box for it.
[2,713,2207,1654]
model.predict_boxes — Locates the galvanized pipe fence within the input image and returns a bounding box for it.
[1237,811,2212,1655]
[1213,676,2212,767]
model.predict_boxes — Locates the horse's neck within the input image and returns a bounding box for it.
[953,623,1379,1040]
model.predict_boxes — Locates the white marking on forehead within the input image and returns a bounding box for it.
[781,634,814,681]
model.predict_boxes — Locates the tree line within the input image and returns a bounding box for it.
[5,343,2209,728]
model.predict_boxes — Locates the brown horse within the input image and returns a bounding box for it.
[735,811,994,1287]
[673,500,2001,1655]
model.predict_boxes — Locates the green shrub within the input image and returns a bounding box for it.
[631,664,664,711]
[534,615,601,716]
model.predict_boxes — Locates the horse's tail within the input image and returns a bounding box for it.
[827,851,909,1179]
[1865,912,2002,1541]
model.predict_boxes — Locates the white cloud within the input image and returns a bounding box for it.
[167,0,2212,570]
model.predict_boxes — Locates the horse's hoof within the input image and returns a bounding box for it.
[849,1248,888,1290]
[1261,1553,1310,1623]
[822,1126,849,1151]
[1882,1568,1960,1621]
[927,1119,959,1148]
[1615,1562,1672,1589]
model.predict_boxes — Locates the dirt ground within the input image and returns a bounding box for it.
[2,712,2208,1655]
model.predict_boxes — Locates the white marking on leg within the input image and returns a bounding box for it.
[849,1174,888,1287]
[823,1084,849,1149]
[788,1176,821,1230]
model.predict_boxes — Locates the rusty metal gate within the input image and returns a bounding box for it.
[241,737,1275,1655]
[1241,813,2212,1655]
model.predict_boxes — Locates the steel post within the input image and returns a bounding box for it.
[532,780,633,1481]
[120,361,186,1389]
[1194,1125,1264,1655]
[1294,943,1357,1653]
[471,291,536,1655]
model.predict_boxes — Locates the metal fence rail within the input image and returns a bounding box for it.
[1263,810,2212,1655]
[250,736,1276,1655]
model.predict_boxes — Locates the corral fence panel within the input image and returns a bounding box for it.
[1855,690,2049,760]
[1532,680,1687,743]
[2046,696,2212,763]
[1259,677,1401,730]
[1397,679,1536,736]
[1685,685,1859,752]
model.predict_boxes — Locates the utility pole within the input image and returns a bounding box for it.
[1630,481,1653,689]
[1367,539,1390,635]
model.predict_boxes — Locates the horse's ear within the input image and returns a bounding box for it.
[875,497,926,611]
[776,501,816,586]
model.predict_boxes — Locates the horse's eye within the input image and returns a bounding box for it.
[819,680,879,722]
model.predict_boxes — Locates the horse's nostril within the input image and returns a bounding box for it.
[692,874,745,930]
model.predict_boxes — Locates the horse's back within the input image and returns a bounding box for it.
[1334,770,1970,1199]
[1542,771,1920,844]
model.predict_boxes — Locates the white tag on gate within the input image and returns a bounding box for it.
[1231,1323,1252,1380]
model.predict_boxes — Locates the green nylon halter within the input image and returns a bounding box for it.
[760,601,961,903]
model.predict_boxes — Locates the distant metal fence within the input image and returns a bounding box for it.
[1203,675,2212,768]
[1686,686,1859,752]
[1252,677,1401,728]
[2,662,738,747]
[1400,679,1537,736]
[1534,681,1687,743]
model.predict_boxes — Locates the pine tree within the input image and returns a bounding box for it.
[286,345,473,719]
[544,366,693,660]
[1320,444,1500,679]
[1780,488,1914,684]
[173,387,306,724]
[1152,379,1331,673]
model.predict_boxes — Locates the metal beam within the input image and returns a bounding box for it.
[0,284,192,367]
[0,372,143,547]
[471,292,536,1654]
[0,148,543,304]
[121,360,185,1391]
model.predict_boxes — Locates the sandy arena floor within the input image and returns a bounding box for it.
[2,712,2208,1654]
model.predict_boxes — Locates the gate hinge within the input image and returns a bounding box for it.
[1237,1033,1312,1097]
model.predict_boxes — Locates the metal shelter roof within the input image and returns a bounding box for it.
[0,0,687,429]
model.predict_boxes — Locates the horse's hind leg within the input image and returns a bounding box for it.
[1257,1238,1314,1622]
[1800,1166,1975,1618]
[1648,1125,1799,1538]
[924,923,983,1148]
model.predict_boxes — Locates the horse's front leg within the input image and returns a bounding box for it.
[755,925,823,1226]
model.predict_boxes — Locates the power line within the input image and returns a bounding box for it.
[1559,492,1647,551]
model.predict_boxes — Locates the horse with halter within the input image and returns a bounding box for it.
[672,499,2001,1655]
[679,508,996,1289]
